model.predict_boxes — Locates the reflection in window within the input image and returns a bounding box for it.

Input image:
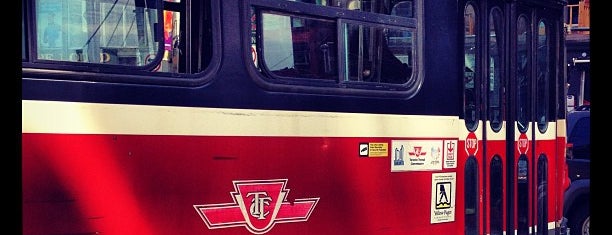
[257,2,415,86]
[464,4,478,131]
[490,156,503,235]
[262,14,338,80]
[536,20,549,133]
[35,0,161,67]
[488,8,503,132]
[537,155,548,235]
[290,0,414,17]
[343,22,413,84]
[249,0,422,95]
[465,156,478,235]
[516,15,531,133]
[517,155,529,235]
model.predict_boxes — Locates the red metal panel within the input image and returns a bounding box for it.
[23,134,461,235]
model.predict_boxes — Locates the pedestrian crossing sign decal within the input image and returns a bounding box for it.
[435,182,452,209]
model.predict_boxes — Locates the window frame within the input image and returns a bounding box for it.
[515,13,532,134]
[463,2,480,132]
[535,19,550,133]
[244,0,424,98]
[22,0,222,87]
[488,6,505,133]
[29,0,165,70]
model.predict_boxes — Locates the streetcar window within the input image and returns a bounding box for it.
[537,155,548,235]
[342,21,414,84]
[516,15,531,133]
[28,0,214,75]
[536,20,549,133]
[465,156,478,235]
[261,14,338,80]
[490,156,503,235]
[488,8,503,132]
[34,0,162,67]
[464,3,479,131]
[517,155,529,234]
[251,0,421,96]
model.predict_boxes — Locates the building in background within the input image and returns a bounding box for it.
[565,0,590,111]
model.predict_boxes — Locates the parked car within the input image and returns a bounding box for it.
[563,105,590,235]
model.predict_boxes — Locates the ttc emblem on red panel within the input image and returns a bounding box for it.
[194,179,319,234]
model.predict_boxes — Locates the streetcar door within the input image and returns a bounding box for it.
[512,6,533,235]
[465,2,563,234]
[462,2,482,234]
[511,3,560,235]
[463,1,508,234]
[532,7,562,235]
[482,1,506,235]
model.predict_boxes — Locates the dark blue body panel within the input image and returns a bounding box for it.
[22,1,460,116]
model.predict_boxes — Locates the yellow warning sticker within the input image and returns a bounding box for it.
[368,143,388,157]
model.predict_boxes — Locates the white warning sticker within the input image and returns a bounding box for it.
[391,140,443,172]
[443,140,457,169]
[430,172,456,224]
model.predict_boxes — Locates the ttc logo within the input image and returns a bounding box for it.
[194,179,319,234]
[408,146,427,157]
